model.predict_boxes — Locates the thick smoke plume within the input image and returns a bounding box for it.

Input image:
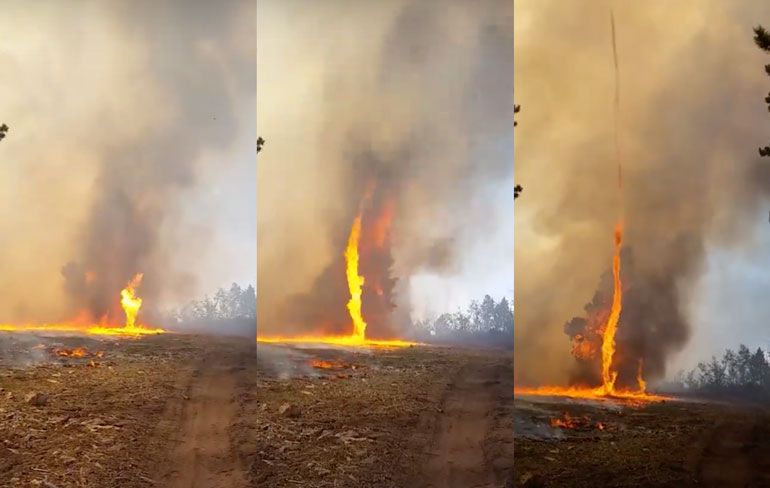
[257,0,513,337]
[515,0,770,385]
[51,2,255,324]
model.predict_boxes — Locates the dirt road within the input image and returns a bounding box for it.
[425,361,513,488]
[156,350,250,488]
[249,345,512,488]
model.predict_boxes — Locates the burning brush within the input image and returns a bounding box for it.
[549,412,606,432]
[308,359,362,371]
[50,347,105,359]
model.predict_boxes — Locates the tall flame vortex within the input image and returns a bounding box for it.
[120,273,144,329]
[345,214,367,342]
[600,223,623,395]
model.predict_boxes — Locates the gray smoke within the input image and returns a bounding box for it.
[60,1,256,324]
[515,0,770,385]
[257,0,513,337]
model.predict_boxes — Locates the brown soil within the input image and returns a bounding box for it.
[426,361,513,488]
[245,344,513,488]
[156,346,253,487]
[0,332,512,487]
[514,395,770,488]
[0,333,254,488]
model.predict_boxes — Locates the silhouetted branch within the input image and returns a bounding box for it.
[514,105,522,199]
[755,25,770,52]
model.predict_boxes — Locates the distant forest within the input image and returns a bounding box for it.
[670,345,770,403]
[413,295,513,349]
[166,283,255,336]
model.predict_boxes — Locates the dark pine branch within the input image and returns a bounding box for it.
[514,105,522,199]
[755,25,770,52]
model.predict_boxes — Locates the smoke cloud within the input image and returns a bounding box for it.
[515,0,770,385]
[257,0,513,338]
[0,1,255,324]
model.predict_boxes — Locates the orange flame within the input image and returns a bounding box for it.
[345,213,367,342]
[371,199,395,248]
[514,223,662,404]
[0,273,164,337]
[600,222,623,395]
[636,358,647,393]
[257,204,416,348]
[550,412,580,429]
[310,359,338,369]
[121,273,143,329]
[54,347,88,358]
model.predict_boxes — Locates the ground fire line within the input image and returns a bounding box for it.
[0,273,164,338]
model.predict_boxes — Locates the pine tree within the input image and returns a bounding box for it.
[753,26,770,156]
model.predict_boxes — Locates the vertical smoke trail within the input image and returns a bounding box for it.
[610,8,622,193]
[599,8,629,394]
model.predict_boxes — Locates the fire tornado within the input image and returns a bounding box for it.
[121,273,144,330]
[345,214,367,342]
[257,197,416,348]
[600,223,623,395]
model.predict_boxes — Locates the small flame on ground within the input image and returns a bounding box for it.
[308,359,358,370]
[54,347,88,358]
[550,412,580,429]
[549,413,609,431]
[51,347,104,359]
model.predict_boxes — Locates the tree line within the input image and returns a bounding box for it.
[673,344,770,403]
[165,283,255,336]
[413,294,513,349]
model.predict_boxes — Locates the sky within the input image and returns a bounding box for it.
[0,1,255,320]
[515,0,770,382]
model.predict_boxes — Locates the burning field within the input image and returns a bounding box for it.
[514,394,770,487]
[0,269,255,487]
[253,187,513,486]
[0,332,255,487]
[0,273,164,339]
[250,343,513,487]
[514,2,770,487]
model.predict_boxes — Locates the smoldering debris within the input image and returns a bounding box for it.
[257,343,378,380]
[257,344,318,379]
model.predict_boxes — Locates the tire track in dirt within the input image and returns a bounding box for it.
[157,354,248,488]
[424,360,509,488]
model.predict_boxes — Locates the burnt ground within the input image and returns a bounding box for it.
[0,332,512,487]
[247,344,514,488]
[514,394,770,488]
[0,332,255,488]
